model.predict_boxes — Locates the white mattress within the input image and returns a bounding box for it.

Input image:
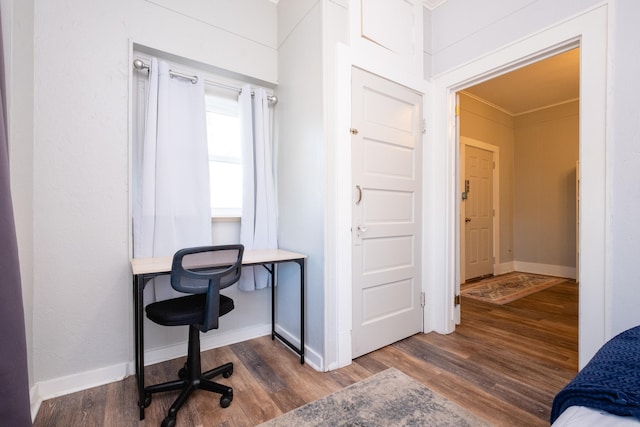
[552,406,640,427]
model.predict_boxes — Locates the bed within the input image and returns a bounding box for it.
[551,325,640,426]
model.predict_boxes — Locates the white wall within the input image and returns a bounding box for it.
[26,0,279,404]
[276,0,326,367]
[608,0,640,335]
[430,0,601,76]
[275,0,350,370]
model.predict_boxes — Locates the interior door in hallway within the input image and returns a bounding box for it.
[464,145,494,280]
[351,67,423,358]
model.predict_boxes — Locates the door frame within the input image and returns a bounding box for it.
[459,137,500,285]
[427,5,608,369]
[350,67,424,358]
[325,44,430,371]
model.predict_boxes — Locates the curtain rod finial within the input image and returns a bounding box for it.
[133,59,147,70]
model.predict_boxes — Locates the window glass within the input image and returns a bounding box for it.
[206,90,242,217]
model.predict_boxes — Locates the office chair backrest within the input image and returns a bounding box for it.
[171,245,244,331]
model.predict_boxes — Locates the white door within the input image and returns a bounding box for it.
[351,67,423,358]
[463,145,494,280]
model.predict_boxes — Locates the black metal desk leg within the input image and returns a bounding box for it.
[269,260,305,364]
[297,258,305,364]
[134,275,146,420]
[270,263,275,340]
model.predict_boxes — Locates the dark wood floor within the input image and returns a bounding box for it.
[34,280,578,426]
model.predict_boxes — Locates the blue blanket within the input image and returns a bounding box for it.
[551,325,640,423]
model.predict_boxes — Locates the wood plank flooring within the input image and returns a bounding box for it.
[33,280,577,426]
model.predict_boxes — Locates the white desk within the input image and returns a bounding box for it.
[131,249,306,420]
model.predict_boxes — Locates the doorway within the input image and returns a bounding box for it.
[456,48,580,321]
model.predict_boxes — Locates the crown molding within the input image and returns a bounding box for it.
[460,90,580,117]
[423,0,448,10]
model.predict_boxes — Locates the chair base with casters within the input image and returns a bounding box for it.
[143,279,237,427]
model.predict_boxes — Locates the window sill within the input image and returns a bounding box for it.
[212,216,240,223]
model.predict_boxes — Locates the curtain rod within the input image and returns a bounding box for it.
[133,59,277,104]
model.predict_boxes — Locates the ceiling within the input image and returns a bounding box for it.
[462,48,580,116]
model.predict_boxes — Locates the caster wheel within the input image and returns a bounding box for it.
[178,367,187,380]
[220,393,233,408]
[178,362,188,379]
[223,367,233,378]
[161,416,176,427]
[141,393,152,408]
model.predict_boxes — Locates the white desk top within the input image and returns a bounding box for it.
[131,248,306,276]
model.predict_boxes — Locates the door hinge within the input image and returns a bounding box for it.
[422,118,427,134]
[454,294,461,306]
[420,291,426,308]
[455,104,460,117]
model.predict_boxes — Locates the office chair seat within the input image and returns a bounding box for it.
[142,245,243,427]
[146,294,234,327]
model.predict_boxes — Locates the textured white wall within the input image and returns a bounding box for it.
[276,0,326,365]
[30,0,277,392]
[608,0,640,335]
[430,0,601,76]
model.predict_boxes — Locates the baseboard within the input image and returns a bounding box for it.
[139,323,272,369]
[327,329,352,372]
[513,261,576,280]
[274,324,323,371]
[30,383,41,422]
[30,322,321,420]
[30,361,129,421]
[495,261,515,275]
[495,261,576,279]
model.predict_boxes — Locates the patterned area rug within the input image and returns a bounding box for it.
[258,368,488,427]
[461,272,567,305]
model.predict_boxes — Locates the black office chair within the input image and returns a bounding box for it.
[143,245,244,427]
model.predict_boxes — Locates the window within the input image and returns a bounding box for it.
[206,89,242,217]
[132,51,255,219]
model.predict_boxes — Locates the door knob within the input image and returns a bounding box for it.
[465,217,471,223]
[357,225,368,232]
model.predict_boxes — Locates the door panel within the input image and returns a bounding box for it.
[363,190,414,222]
[352,67,423,358]
[363,139,414,179]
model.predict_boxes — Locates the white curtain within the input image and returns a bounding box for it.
[239,85,278,291]
[133,58,212,300]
